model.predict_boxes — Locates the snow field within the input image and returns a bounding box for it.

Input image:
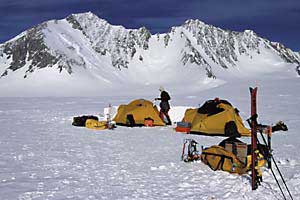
[1,77,300,200]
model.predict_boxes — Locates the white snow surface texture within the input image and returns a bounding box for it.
[1,77,300,200]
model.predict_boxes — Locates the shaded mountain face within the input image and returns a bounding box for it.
[0,12,299,94]
[0,23,59,78]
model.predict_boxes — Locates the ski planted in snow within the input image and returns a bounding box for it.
[250,87,260,190]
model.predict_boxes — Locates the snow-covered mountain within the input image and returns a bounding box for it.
[0,12,299,96]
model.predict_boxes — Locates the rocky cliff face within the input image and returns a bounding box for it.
[0,12,299,81]
[0,23,59,78]
[65,13,151,69]
[181,19,300,70]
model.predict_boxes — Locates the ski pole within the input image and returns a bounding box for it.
[269,164,287,200]
[258,132,294,200]
[270,155,294,200]
[268,133,272,169]
[255,134,287,199]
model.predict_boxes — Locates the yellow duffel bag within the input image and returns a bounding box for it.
[201,145,247,174]
[85,119,108,130]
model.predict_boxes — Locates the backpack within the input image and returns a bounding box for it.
[201,145,247,174]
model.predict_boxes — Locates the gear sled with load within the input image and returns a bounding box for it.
[72,104,116,130]
[181,137,266,174]
[72,115,99,127]
[72,115,116,130]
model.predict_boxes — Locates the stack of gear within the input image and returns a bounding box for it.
[85,119,116,130]
[85,119,108,130]
[181,99,250,137]
[200,137,266,174]
[72,115,116,130]
[113,99,165,127]
[201,145,248,174]
[175,122,192,133]
[72,115,99,127]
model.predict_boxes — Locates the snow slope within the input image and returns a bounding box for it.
[0,12,299,97]
[0,77,299,200]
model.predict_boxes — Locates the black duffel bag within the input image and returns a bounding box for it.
[72,115,99,127]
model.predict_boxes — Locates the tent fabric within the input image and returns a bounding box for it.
[183,100,251,137]
[113,99,165,126]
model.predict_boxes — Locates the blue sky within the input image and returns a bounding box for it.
[0,0,299,51]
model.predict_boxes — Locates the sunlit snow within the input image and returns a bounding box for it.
[0,77,299,199]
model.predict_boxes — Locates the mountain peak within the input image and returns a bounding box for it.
[71,11,96,18]
[0,12,299,96]
[66,12,110,30]
[183,19,207,28]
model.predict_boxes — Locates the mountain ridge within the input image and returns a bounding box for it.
[0,12,299,96]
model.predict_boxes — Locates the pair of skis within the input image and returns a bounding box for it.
[249,87,293,200]
[249,87,260,190]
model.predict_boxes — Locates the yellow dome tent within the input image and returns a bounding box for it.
[113,99,165,126]
[182,99,250,137]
